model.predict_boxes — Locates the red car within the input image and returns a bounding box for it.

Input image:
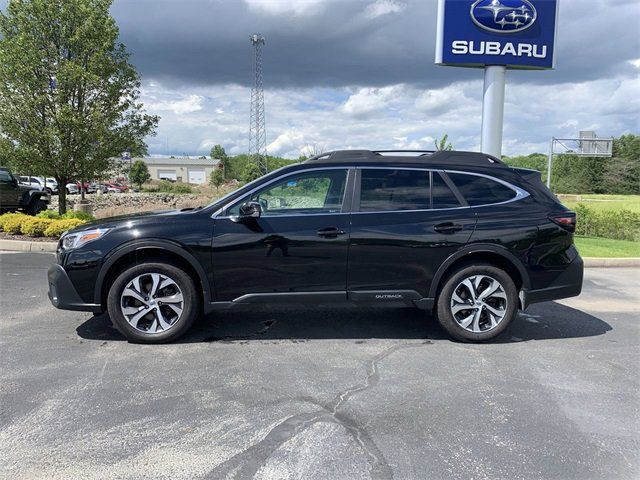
[106,182,129,193]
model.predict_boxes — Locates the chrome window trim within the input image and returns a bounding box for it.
[212,165,530,218]
[213,166,351,219]
[443,169,530,207]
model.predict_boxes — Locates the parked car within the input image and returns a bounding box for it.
[17,176,58,195]
[106,182,129,193]
[47,150,583,344]
[65,183,79,195]
[1,167,50,214]
[79,182,97,194]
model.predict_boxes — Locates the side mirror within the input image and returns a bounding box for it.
[238,201,262,219]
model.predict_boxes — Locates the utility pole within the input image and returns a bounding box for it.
[249,34,267,174]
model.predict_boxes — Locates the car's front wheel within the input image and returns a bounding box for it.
[436,264,518,342]
[107,262,200,343]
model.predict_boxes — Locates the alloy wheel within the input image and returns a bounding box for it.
[120,273,184,333]
[450,275,508,333]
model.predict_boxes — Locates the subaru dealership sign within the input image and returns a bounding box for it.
[435,0,559,69]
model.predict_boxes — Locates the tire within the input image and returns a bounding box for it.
[26,199,47,215]
[107,261,200,343]
[436,263,518,342]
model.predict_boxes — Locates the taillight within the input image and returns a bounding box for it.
[549,212,576,233]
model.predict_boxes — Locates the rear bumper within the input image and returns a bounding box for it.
[522,255,584,309]
[47,264,102,313]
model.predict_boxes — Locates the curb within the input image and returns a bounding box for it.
[0,238,639,267]
[0,239,57,253]
[582,257,640,268]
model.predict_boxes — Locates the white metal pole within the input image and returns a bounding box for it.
[546,137,554,189]
[480,65,506,159]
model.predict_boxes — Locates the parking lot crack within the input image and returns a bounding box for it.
[204,341,429,480]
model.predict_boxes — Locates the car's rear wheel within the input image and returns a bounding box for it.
[436,264,518,342]
[107,262,200,343]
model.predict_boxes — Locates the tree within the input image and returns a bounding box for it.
[210,144,229,179]
[0,0,158,213]
[129,159,150,189]
[435,134,453,151]
[242,162,262,183]
[209,167,224,193]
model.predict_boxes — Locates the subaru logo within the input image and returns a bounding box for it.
[470,0,537,34]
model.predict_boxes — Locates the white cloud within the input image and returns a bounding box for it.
[267,130,306,156]
[243,0,332,16]
[150,94,204,115]
[364,0,405,19]
[140,73,639,160]
[341,85,404,116]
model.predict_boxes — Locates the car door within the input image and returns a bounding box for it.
[0,170,20,208]
[347,168,477,300]
[211,167,353,301]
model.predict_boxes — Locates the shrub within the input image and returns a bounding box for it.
[574,203,640,241]
[0,212,28,231]
[158,181,193,194]
[0,214,26,234]
[36,210,61,219]
[20,217,54,236]
[61,211,95,221]
[44,218,86,238]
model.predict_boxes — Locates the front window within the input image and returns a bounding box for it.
[228,169,348,216]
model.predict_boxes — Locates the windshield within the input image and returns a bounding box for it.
[204,163,300,212]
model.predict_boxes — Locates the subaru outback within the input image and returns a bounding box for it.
[47,150,583,343]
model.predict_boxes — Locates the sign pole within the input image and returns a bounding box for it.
[480,65,506,158]
[546,137,555,188]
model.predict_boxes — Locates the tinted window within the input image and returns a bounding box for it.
[432,173,461,209]
[0,170,11,183]
[229,169,347,216]
[359,169,429,211]
[447,172,516,206]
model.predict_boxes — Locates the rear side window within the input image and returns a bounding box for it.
[359,169,429,211]
[432,173,461,209]
[447,172,516,206]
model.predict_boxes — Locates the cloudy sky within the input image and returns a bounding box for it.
[106,0,639,158]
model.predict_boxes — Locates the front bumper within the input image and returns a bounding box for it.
[47,264,102,313]
[522,255,584,309]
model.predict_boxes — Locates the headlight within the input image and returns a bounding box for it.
[61,228,111,250]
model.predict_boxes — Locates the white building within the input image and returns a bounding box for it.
[126,157,221,184]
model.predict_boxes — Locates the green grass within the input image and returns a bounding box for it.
[559,194,640,214]
[574,236,640,258]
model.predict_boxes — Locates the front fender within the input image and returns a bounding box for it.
[22,190,49,206]
[93,239,212,308]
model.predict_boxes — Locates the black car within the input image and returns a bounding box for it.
[0,167,50,214]
[47,150,583,343]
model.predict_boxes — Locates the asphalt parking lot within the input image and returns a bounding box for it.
[0,252,638,480]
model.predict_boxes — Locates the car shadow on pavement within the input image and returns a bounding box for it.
[76,301,612,344]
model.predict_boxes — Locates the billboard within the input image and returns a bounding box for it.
[435,0,559,69]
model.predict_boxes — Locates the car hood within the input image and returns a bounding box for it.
[68,207,205,233]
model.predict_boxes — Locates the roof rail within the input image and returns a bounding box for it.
[373,150,436,156]
[305,149,505,167]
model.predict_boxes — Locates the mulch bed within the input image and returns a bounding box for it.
[0,232,58,243]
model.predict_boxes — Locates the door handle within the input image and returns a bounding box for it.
[434,222,463,233]
[317,227,346,238]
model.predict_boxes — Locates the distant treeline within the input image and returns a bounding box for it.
[503,134,640,194]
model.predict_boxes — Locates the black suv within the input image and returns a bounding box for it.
[0,167,50,214]
[47,150,583,343]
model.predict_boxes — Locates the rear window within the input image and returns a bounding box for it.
[447,172,516,206]
[359,169,429,211]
